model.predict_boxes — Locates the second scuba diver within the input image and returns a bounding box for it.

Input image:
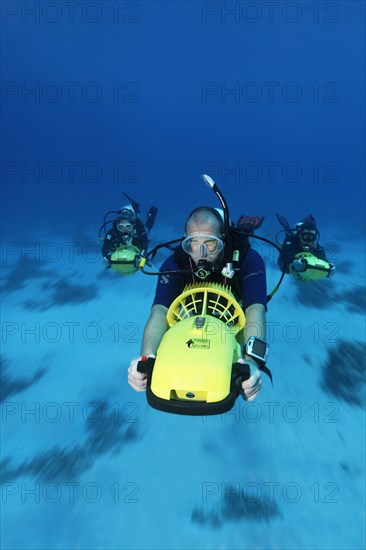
[99,193,157,271]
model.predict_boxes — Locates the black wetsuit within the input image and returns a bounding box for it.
[102,219,148,260]
[278,235,327,274]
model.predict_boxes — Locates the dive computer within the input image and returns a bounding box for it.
[245,336,269,364]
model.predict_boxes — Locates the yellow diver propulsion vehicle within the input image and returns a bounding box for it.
[137,282,253,415]
[290,252,333,282]
[136,175,275,415]
[109,245,141,274]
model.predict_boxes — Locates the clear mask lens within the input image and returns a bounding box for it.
[182,234,224,257]
[301,231,316,243]
[117,222,133,232]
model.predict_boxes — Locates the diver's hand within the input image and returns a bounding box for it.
[128,354,155,392]
[328,263,336,277]
[292,258,306,272]
[238,357,262,401]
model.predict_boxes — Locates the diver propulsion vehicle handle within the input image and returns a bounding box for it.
[231,362,251,394]
[137,357,250,393]
[136,357,264,415]
[137,356,155,379]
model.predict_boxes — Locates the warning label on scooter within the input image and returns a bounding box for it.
[186,338,210,349]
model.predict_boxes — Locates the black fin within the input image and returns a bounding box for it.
[236,215,264,234]
[122,192,141,215]
[276,213,291,233]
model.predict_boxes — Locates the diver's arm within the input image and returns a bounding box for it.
[102,232,112,257]
[102,229,120,259]
[239,303,266,401]
[241,302,266,359]
[141,304,169,356]
[128,305,168,392]
[240,251,267,350]
[243,303,266,345]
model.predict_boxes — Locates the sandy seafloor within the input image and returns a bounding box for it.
[1,223,365,550]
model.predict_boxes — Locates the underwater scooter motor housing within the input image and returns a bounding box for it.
[137,282,251,415]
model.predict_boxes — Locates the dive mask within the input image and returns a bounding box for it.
[300,230,316,244]
[117,221,133,232]
[182,234,224,258]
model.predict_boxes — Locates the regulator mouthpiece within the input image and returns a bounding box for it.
[193,260,215,280]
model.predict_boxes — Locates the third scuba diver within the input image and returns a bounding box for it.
[276,213,335,278]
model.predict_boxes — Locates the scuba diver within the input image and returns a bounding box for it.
[128,176,270,403]
[276,213,335,279]
[99,193,157,272]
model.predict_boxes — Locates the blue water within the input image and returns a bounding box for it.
[1,1,365,549]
